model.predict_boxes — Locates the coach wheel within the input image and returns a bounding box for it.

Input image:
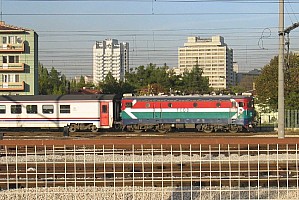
[91,125,98,133]
[69,125,77,133]
[203,125,213,133]
[229,125,239,133]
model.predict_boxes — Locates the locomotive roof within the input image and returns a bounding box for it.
[0,94,122,102]
[123,95,253,101]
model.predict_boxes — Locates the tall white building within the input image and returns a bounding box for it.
[178,36,234,90]
[93,39,129,85]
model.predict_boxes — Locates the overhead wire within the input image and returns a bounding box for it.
[3,0,299,77]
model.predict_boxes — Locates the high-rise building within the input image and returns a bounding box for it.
[0,21,38,95]
[93,39,129,85]
[178,36,234,90]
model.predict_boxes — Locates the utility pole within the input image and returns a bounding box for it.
[278,0,285,138]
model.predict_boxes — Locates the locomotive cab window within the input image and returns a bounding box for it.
[247,101,254,108]
[231,101,237,108]
[11,105,22,114]
[26,105,38,114]
[0,105,5,114]
[60,105,70,114]
[42,105,54,114]
[125,102,132,108]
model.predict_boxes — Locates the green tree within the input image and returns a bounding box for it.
[38,63,50,95]
[181,66,210,94]
[255,53,299,110]
[38,64,69,95]
[99,72,134,95]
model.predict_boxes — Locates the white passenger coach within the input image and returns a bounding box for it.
[0,94,122,133]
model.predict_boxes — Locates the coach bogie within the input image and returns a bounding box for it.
[67,123,99,133]
[90,125,98,133]
[68,124,78,133]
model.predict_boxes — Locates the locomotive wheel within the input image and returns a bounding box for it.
[90,125,98,133]
[157,124,170,133]
[69,125,77,133]
[203,125,213,133]
[229,125,239,133]
[132,125,143,133]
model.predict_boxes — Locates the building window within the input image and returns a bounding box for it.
[2,74,8,83]
[2,56,7,63]
[9,56,19,63]
[2,37,7,44]
[15,75,19,82]
[60,105,70,113]
[26,105,38,114]
[11,105,22,114]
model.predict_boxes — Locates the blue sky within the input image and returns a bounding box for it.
[2,0,299,77]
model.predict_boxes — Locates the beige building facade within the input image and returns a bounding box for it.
[178,36,234,90]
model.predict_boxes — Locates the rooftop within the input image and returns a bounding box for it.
[0,21,31,32]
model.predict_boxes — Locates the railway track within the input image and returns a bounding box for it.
[1,130,296,140]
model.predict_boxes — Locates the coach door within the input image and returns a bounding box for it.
[100,102,109,126]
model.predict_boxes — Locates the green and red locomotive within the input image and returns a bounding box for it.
[121,95,256,133]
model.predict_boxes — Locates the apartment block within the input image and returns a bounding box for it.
[0,21,38,95]
[178,36,234,90]
[93,39,129,85]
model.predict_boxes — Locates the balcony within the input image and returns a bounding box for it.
[0,81,25,91]
[0,43,25,52]
[0,63,25,72]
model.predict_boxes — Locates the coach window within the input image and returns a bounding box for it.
[193,102,198,108]
[26,105,38,114]
[42,105,54,114]
[146,102,150,108]
[0,105,5,114]
[168,103,172,108]
[239,102,244,107]
[216,102,221,108]
[11,105,22,114]
[102,105,107,113]
[60,105,70,114]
